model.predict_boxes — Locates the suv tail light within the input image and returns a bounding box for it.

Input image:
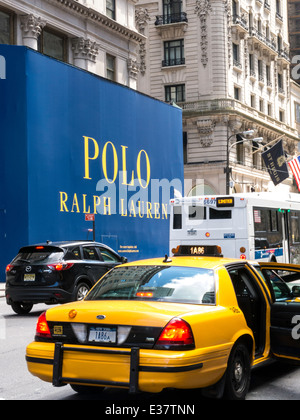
[47,263,74,271]
[36,312,52,338]
[6,264,14,272]
[155,318,195,350]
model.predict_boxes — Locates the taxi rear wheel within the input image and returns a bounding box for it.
[224,342,251,400]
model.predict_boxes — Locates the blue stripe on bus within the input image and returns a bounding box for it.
[255,248,284,259]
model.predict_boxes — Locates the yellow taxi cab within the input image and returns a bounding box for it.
[26,245,300,400]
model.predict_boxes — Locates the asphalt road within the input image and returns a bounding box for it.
[1,295,300,402]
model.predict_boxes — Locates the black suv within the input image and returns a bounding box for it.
[5,241,126,314]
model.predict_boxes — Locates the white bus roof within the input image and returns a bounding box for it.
[170,192,300,206]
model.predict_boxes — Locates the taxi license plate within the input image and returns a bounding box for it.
[24,274,35,281]
[88,327,117,343]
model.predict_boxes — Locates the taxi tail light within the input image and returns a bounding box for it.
[36,312,52,338]
[155,318,195,349]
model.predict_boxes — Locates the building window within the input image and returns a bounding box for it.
[236,141,244,165]
[38,28,67,62]
[259,98,264,112]
[278,72,285,94]
[0,8,13,44]
[258,59,264,82]
[163,40,185,67]
[251,94,255,108]
[106,0,116,20]
[266,65,272,87]
[295,103,300,123]
[165,84,185,103]
[234,86,240,100]
[163,0,182,23]
[232,43,241,67]
[249,53,256,78]
[276,0,282,17]
[279,109,284,122]
[106,54,116,81]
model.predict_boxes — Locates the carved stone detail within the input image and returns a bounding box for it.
[196,119,216,147]
[127,58,139,79]
[135,7,150,35]
[71,38,99,62]
[20,14,46,40]
[194,0,212,67]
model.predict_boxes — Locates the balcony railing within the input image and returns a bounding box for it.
[232,14,248,31]
[278,48,290,61]
[176,98,298,137]
[155,12,188,26]
[249,27,277,53]
[233,59,242,69]
[162,57,185,67]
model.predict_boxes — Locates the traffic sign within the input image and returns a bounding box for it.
[85,213,95,222]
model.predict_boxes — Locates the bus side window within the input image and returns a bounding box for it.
[173,206,182,229]
[189,206,206,220]
[209,208,232,219]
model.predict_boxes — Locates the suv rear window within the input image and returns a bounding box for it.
[86,265,215,305]
[13,247,64,264]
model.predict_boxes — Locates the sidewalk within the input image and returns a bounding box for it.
[0,283,5,298]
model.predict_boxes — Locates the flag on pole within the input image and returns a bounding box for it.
[261,140,289,186]
[288,155,300,191]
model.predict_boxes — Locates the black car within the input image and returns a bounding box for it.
[5,240,126,314]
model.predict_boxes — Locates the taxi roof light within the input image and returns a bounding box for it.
[172,245,223,257]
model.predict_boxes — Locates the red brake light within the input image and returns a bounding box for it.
[35,246,44,250]
[6,264,13,272]
[47,263,74,271]
[36,312,51,338]
[155,318,194,349]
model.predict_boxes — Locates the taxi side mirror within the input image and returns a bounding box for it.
[292,285,300,297]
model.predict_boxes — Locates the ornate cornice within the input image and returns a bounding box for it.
[46,0,146,43]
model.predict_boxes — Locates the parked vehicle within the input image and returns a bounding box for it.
[5,240,125,314]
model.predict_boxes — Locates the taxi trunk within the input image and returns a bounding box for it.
[26,300,229,393]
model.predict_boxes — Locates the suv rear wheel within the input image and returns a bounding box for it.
[74,282,90,301]
[11,302,33,315]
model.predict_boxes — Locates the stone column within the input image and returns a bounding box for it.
[20,14,46,50]
[71,38,100,73]
[127,58,139,89]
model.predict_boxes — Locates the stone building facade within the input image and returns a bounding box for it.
[135,0,300,195]
[0,0,144,89]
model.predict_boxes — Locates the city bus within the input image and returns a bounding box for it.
[169,193,300,263]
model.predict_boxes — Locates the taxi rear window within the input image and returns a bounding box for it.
[86,265,215,305]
